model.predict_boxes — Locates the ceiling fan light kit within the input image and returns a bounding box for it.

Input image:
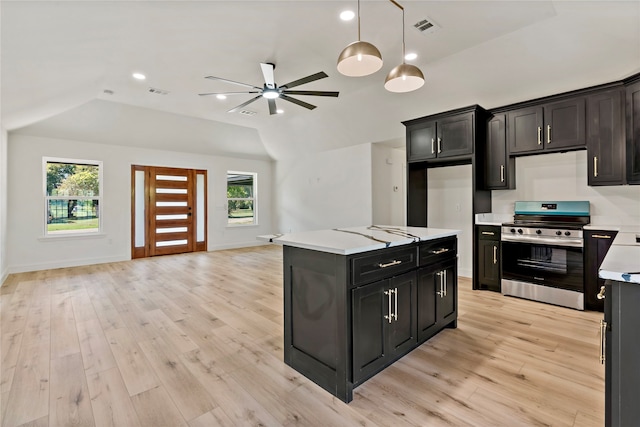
[337,0,425,93]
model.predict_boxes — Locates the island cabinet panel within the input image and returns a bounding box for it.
[283,235,458,403]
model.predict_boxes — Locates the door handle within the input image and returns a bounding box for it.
[599,319,607,364]
[547,125,551,144]
[436,272,443,297]
[594,156,598,178]
[500,164,505,183]
[493,246,497,265]
[384,290,392,323]
[443,270,447,297]
[537,127,542,145]
[393,288,398,322]
[597,285,606,300]
[431,138,435,154]
[437,138,442,154]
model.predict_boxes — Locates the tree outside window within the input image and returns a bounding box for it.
[227,172,257,226]
[45,158,102,235]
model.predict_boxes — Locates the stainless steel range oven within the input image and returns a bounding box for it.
[501,201,590,310]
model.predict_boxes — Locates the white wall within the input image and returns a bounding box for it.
[7,134,273,273]
[275,143,373,233]
[372,144,406,226]
[0,129,8,283]
[492,150,640,227]
[427,165,474,278]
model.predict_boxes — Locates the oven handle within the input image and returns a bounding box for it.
[501,234,584,248]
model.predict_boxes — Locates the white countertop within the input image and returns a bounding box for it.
[259,226,460,255]
[599,232,640,285]
[475,213,512,226]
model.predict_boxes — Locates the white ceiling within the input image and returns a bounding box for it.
[2,1,639,160]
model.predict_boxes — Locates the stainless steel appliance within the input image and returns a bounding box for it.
[501,201,590,310]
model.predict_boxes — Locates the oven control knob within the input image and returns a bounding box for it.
[564,231,571,236]
[556,231,562,236]
[536,229,542,235]
[510,228,516,234]
[517,229,523,234]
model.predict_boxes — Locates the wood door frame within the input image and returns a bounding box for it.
[131,165,207,259]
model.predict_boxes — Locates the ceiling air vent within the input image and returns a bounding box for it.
[148,87,170,95]
[414,16,440,35]
[238,109,257,116]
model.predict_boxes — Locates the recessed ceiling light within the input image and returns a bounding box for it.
[276,109,284,114]
[132,73,146,80]
[340,10,355,21]
[405,53,418,61]
[216,94,227,100]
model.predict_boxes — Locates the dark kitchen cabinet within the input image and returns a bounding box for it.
[407,121,437,161]
[626,78,640,184]
[584,229,618,311]
[352,271,417,384]
[476,225,501,292]
[417,259,457,343]
[603,280,640,426]
[485,114,515,189]
[587,88,625,186]
[508,97,586,155]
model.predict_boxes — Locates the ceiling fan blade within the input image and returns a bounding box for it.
[282,90,339,97]
[267,99,278,115]
[260,63,276,89]
[199,91,260,96]
[228,95,263,113]
[280,94,316,110]
[205,76,262,90]
[281,72,328,89]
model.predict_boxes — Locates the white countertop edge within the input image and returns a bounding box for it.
[584,224,621,231]
[475,221,503,226]
[599,270,640,285]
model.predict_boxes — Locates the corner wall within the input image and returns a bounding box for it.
[6,134,273,273]
[372,144,406,226]
[0,129,8,283]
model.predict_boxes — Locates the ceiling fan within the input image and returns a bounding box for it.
[199,62,339,115]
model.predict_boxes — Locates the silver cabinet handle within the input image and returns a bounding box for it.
[537,127,542,145]
[599,319,607,364]
[436,272,443,297]
[597,285,606,300]
[443,270,447,297]
[500,164,505,183]
[431,138,435,154]
[593,234,611,239]
[547,125,551,144]
[378,260,401,268]
[437,137,442,153]
[431,248,449,255]
[481,231,495,236]
[393,288,398,321]
[594,156,598,177]
[493,246,497,265]
[384,290,392,323]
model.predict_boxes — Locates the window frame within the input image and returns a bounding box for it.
[226,171,258,227]
[43,157,103,237]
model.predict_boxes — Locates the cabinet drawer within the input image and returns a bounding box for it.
[351,247,417,286]
[477,225,500,241]
[419,237,457,266]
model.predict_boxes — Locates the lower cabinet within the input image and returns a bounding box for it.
[417,259,457,342]
[584,230,618,311]
[474,225,501,292]
[352,272,417,384]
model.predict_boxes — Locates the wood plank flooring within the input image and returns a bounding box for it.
[0,245,604,426]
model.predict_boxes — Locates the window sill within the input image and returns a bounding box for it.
[38,232,107,242]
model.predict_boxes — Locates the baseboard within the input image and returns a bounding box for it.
[0,269,8,287]
[8,255,130,275]
[458,268,472,279]
[208,241,270,252]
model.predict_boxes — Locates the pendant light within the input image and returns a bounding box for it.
[384,0,425,93]
[337,0,383,77]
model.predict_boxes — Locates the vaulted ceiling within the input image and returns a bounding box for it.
[2,1,639,160]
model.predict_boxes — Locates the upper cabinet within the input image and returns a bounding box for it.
[405,106,485,163]
[485,114,515,190]
[586,87,625,186]
[627,78,640,184]
[508,97,586,155]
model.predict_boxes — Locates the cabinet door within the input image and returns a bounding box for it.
[543,97,585,151]
[437,261,457,324]
[587,89,625,186]
[388,272,417,356]
[407,121,437,161]
[437,113,474,158]
[486,114,511,189]
[417,267,437,342]
[584,230,617,311]
[508,106,544,154]
[352,280,389,383]
[478,239,500,291]
[627,80,640,184]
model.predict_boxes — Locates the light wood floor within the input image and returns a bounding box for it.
[1,245,604,427]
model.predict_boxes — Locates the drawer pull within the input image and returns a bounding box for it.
[592,234,611,239]
[597,286,606,300]
[378,260,401,268]
[481,231,495,236]
[431,248,450,255]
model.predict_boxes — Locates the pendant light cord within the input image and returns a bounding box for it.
[357,0,361,41]
[389,0,406,63]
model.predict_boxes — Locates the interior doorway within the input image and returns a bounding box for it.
[131,165,207,258]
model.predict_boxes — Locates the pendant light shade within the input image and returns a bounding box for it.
[337,41,383,77]
[384,63,425,92]
[337,0,383,77]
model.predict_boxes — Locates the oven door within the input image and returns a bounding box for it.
[501,240,584,292]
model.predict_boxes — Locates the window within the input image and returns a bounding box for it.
[44,158,102,235]
[227,172,256,226]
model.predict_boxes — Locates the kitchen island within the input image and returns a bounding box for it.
[268,226,460,403]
